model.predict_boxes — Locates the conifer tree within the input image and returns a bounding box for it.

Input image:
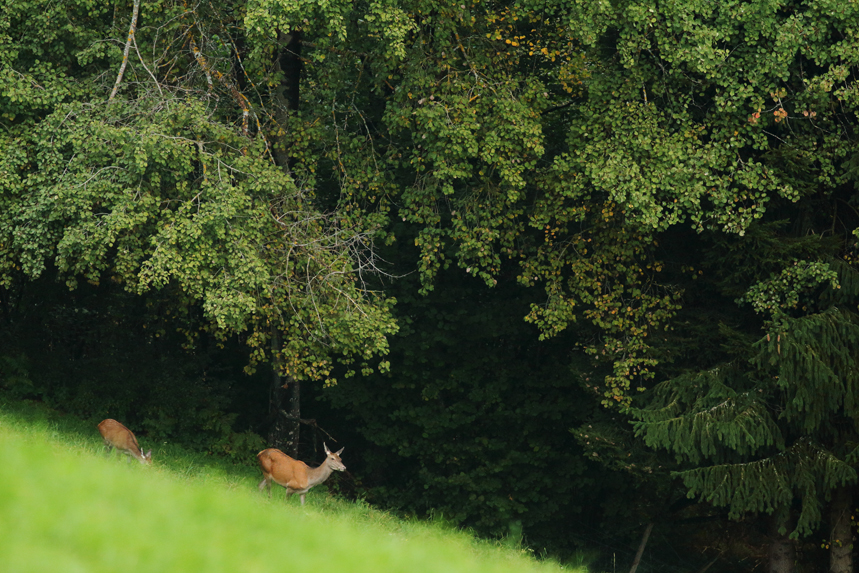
[632,232,859,572]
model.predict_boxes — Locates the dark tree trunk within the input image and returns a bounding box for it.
[267,328,289,450]
[281,30,302,113]
[266,28,304,454]
[286,377,300,458]
[830,485,854,573]
[768,512,796,573]
[268,363,287,450]
[266,327,301,455]
[267,376,287,450]
[272,30,302,171]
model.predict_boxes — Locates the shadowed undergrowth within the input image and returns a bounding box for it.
[0,396,581,573]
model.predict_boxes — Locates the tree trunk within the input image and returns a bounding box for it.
[266,28,303,452]
[628,522,654,573]
[286,377,300,458]
[768,512,796,573]
[267,328,289,449]
[280,30,302,114]
[272,30,302,171]
[830,485,854,573]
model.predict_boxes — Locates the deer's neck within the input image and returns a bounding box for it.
[306,461,334,487]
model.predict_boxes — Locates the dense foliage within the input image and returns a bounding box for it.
[4,0,859,570]
[0,0,397,384]
[324,254,599,550]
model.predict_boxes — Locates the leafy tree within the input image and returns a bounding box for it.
[0,0,398,445]
[506,3,859,569]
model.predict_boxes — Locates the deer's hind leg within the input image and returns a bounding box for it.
[258,475,273,497]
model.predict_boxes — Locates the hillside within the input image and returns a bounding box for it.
[0,396,579,573]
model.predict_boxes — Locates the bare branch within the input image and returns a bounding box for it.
[279,409,337,442]
[133,34,164,99]
[109,0,142,101]
[189,36,249,136]
[189,36,214,91]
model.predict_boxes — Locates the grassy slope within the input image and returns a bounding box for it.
[0,396,581,573]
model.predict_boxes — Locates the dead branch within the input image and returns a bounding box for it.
[188,36,213,90]
[109,0,142,101]
[189,36,249,136]
[133,32,164,99]
[629,522,654,573]
[279,409,337,442]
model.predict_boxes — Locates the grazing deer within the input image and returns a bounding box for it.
[257,443,345,505]
[97,419,152,465]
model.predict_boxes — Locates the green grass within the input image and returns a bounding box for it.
[0,396,582,573]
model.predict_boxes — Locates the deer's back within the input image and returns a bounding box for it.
[98,419,140,451]
[257,448,309,485]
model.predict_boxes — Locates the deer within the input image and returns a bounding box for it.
[257,443,345,505]
[97,419,152,465]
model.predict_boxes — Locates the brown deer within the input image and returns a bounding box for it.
[257,443,345,505]
[97,419,152,465]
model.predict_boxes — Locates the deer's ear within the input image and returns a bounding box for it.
[324,442,331,454]
[335,447,344,456]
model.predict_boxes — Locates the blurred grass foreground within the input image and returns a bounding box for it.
[0,397,576,573]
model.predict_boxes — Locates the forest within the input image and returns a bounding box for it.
[2,0,859,571]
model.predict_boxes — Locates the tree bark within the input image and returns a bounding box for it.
[286,377,300,458]
[272,30,303,171]
[267,328,289,449]
[830,485,854,573]
[108,0,141,101]
[629,522,654,573]
[266,29,303,453]
[768,512,796,573]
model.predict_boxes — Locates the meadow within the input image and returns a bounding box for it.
[0,395,584,573]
